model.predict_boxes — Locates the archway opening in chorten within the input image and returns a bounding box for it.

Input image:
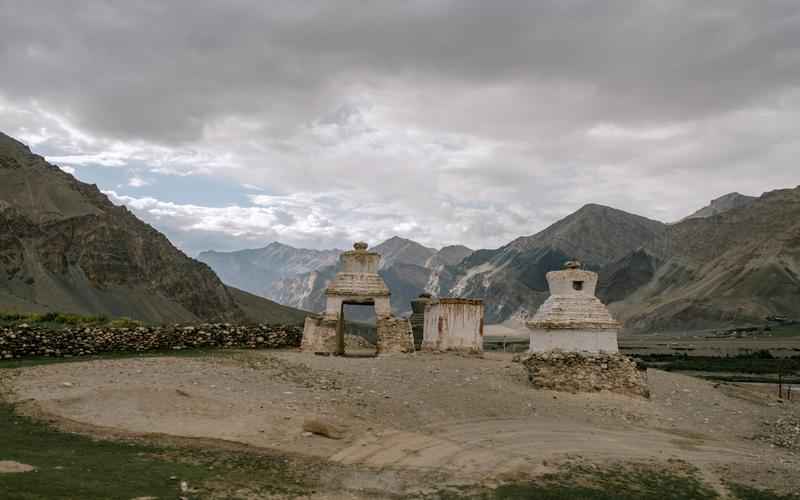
[338,301,378,357]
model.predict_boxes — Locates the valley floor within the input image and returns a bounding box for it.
[1,350,799,498]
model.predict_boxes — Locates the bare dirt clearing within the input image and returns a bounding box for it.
[0,461,35,474]
[4,349,800,495]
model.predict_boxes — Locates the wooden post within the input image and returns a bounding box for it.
[336,302,345,356]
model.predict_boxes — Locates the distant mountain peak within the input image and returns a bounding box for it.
[577,202,613,212]
[375,235,420,247]
[506,203,666,265]
[684,192,756,220]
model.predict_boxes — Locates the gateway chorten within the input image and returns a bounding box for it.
[301,242,414,355]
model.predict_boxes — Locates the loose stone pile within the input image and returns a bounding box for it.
[519,350,650,398]
[344,334,375,350]
[0,323,302,359]
[759,415,800,453]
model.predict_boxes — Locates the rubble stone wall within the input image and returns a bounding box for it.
[300,316,339,353]
[376,317,415,354]
[0,323,303,360]
[519,350,649,398]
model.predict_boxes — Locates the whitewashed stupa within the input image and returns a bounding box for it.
[526,261,619,353]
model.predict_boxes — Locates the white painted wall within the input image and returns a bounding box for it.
[528,329,619,354]
[423,300,484,352]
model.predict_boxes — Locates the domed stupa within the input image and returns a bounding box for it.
[526,261,619,353]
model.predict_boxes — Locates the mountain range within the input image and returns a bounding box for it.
[0,131,307,325]
[201,191,800,333]
[609,187,800,332]
[2,131,798,333]
[200,236,473,318]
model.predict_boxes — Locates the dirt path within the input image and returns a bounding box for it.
[331,418,757,474]
[5,350,799,492]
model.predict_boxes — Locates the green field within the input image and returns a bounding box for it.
[0,311,143,329]
[769,323,800,338]
[637,351,800,375]
[0,401,318,499]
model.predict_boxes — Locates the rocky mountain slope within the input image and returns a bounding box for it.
[445,204,667,323]
[608,187,800,332]
[200,187,800,333]
[197,242,341,299]
[683,192,757,220]
[372,236,437,269]
[0,132,307,324]
[219,237,473,316]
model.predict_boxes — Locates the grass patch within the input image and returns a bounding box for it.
[768,324,800,338]
[425,462,719,499]
[728,483,800,500]
[0,347,220,370]
[638,351,800,375]
[0,401,208,499]
[0,401,314,499]
[0,311,143,329]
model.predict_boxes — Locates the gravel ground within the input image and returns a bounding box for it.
[4,349,800,494]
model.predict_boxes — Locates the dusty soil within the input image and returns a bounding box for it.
[4,349,800,495]
[0,461,35,473]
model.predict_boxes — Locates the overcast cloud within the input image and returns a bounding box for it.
[1,1,799,255]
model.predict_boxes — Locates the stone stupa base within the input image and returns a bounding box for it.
[518,350,649,398]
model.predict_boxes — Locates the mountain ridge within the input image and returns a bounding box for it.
[198,187,800,333]
[0,131,307,324]
[683,192,757,220]
[610,185,800,331]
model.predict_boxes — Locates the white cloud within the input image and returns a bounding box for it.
[587,123,688,141]
[2,3,800,255]
[127,176,150,188]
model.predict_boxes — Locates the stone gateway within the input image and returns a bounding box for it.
[301,242,414,355]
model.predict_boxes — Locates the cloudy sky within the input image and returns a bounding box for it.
[1,1,799,255]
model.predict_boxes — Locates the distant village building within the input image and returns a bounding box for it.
[422,298,485,353]
[301,242,414,355]
[526,261,619,353]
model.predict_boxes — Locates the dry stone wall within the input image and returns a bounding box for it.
[376,317,415,354]
[519,350,649,398]
[0,323,303,360]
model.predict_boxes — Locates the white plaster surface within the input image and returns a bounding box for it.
[528,329,619,353]
[526,263,620,354]
[422,299,484,352]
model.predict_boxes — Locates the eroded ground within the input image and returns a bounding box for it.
[3,349,799,498]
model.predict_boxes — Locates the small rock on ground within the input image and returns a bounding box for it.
[0,460,36,473]
[302,418,346,439]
